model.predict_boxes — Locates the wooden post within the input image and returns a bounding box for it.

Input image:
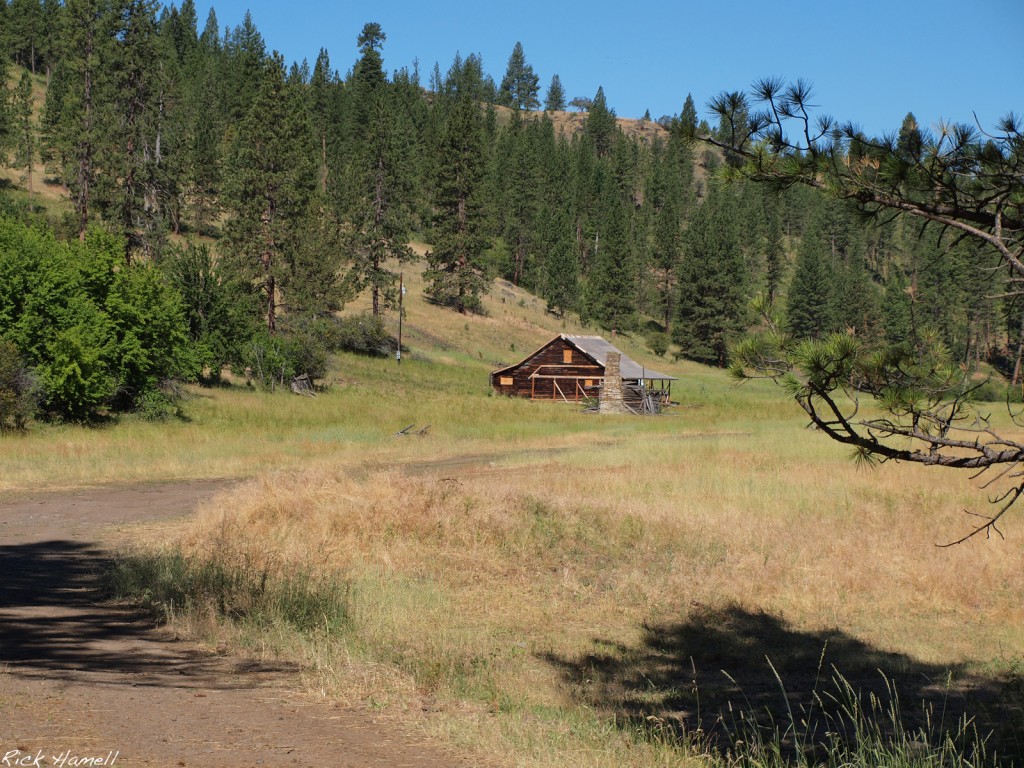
[397,273,404,366]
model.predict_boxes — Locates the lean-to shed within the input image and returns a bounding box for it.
[490,334,675,404]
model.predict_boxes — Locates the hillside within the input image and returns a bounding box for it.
[343,247,689,385]
[0,65,69,215]
[492,102,669,145]
[3,212,1023,768]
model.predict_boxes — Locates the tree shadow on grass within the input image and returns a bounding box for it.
[0,540,297,688]
[544,602,1024,762]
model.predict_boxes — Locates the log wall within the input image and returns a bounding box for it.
[491,338,603,399]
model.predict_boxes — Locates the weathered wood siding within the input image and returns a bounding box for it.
[491,338,603,399]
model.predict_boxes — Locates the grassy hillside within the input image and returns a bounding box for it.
[0,255,724,491]
[1,64,73,218]
[493,103,670,146]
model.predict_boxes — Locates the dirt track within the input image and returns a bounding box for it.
[0,481,482,767]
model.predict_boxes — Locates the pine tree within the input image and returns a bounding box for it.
[541,210,577,317]
[786,218,835,339]
[222,52,315,331]
[425,60,491,314]
[584,163,636,330]
[198,6,219,49]
[0,2,9,62]
[0,54,10,157]
[832,250,879,337]
[673,186,748,366]
[309,48,338,196]
[896,111,923,162]
[585,86,616,158]
[222,11,266,123]
[647,131,694,330]
[14,71,36,198]
[178,56,222,234]
[39,0,62,85]
[544,74,565,111]
[763,204,784,306]
[167,0,198,62]
[94,0,165,261]
[9,0,43,73]
[353,23,386,100]
[498,41,539,111]
[390,62,428,200]
[345,24,415,317]
[492,111,543,287]
[50,0,110,239]
[881,269,913,346]
[679,93,698,138]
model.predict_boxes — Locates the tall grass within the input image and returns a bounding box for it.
[700,668,993,768]
[8,260,1023,765]
[107,548,351,635]
[110,441,1023,766]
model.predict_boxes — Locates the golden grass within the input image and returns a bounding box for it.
[0,255,706,493]
[5,230,1021,764]
[489,103,669,146]
[125,408,1024,766]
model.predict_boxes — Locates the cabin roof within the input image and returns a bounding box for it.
[492,334,676,381]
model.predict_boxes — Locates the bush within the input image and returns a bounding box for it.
[162,243,260,379]
[240,314,399,390]
[277,321,330,382]
[0,219,196,420]
[239,320,333,391]
[0,339,39,430]
[333,314,394,357]
[136,383,184,422]
[240,331,296,391]
[648,331,670,357]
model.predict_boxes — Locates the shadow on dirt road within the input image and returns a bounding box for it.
[0,537,298,688]
[0,481,481,768]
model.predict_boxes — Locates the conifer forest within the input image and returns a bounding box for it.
[0,0,1020,423]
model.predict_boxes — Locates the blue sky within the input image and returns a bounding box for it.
[192,0,1023,138]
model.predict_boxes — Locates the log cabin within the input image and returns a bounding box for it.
[490,334,675,407]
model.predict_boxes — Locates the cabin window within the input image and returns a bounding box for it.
[500,377,513,386]
[585,379,594,387]
[562,349,573,363]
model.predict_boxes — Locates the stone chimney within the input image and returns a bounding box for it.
[599,352,629,414]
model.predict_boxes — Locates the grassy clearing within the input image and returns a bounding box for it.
[8,262,1024,765]
[0,261,773,492]
[110,419,1023,766]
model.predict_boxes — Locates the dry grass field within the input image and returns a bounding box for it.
[1,82,1019,761]
[77,266,1024,767]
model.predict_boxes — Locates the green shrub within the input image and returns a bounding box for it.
[240,331,295,390]
[136,384,184,422]
[333,314,394,357]
[0,218,196,420]
[0,339,39,430]
[277,325,330,382]
[968,377,1023,404]
[162,243,260,378]
[648,331,670,357]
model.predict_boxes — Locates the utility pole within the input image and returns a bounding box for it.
[397,273,405,365]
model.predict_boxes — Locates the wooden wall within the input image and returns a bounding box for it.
[491,338,604,399]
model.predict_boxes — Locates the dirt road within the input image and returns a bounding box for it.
[0,481,481,767]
